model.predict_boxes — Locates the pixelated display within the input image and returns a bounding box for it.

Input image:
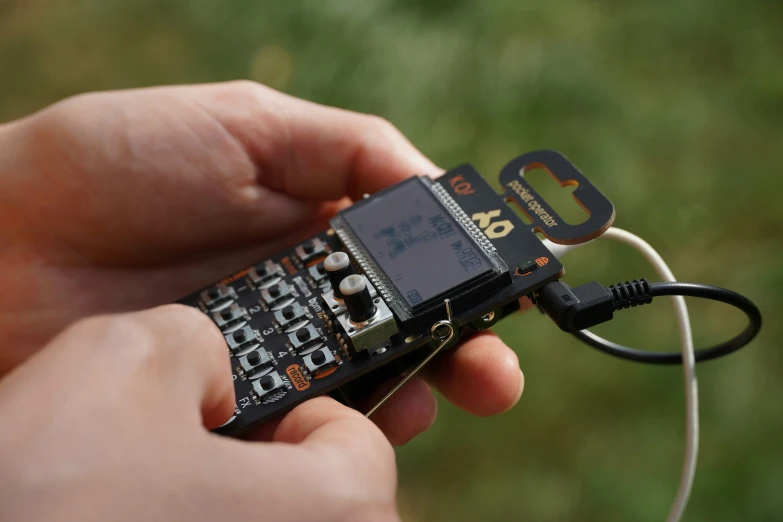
[341,178,493,309]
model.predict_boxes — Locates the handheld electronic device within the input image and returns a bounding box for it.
[178,150,616,435]
[176,150,761,441]
[177,149,762,522]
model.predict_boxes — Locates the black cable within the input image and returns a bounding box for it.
[570,281,762,364]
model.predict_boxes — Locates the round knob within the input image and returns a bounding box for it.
[247,350,261,366]
[220,308,233,320]
[324,252,354,298]
[207,288,220,299]
[282,305,295,320]
[303,241,315,254]
[296,328,311,342]
[233,329,247,342]
[340,275,377,323]
[268,285,281,298]
[311,350,327,365]
[259,374,275,391]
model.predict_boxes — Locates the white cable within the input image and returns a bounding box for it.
[543,228,698,522]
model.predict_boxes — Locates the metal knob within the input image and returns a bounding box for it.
[340,275,377,322]
[324,252,354,298]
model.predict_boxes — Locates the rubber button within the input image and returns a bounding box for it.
[247,351,261,366]
[311,350,327,365]
[260,374,275,390]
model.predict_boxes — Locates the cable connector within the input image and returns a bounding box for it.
[536,279,653,332]
[536,281,614,331]
[608,279,653,310]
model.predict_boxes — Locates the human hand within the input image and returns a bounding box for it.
[0,305,399,522]
[0,81,524,443]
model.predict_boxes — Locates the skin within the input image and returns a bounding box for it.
[0,81,524,521]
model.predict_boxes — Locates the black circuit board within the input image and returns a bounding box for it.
[178,165,573,438]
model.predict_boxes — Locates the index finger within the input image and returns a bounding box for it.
[190,80,443,200]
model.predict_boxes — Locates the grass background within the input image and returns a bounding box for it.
[1,1,781,520]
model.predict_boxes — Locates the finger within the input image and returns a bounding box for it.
[274,397,398,505]
[13,82,438,263]
[11,304,236,429]
[210,397,398,522]
[272,396,378,445]
[273,397,395,472]
[364,377,438,446]
[424,331,524,416]
[193,80,443,201]
[130,304,236,429]
[243,377,437,446]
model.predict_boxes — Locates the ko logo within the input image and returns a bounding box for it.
[449,175,475,196]
[471,210,514,239]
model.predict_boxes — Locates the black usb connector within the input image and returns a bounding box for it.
[535,278,761,365]
[535,280,615,331]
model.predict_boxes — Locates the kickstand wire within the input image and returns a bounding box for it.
[366,299,456,418]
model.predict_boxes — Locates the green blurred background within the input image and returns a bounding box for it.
[1,1,780,520]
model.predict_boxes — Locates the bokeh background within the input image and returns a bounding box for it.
[1,1,780,520]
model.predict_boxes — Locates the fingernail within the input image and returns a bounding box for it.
[502,369,525,413]
[425,393,439,431]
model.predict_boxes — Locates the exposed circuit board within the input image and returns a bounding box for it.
[177,151,614,437]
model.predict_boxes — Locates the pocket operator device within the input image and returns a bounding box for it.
[176,150,762,441]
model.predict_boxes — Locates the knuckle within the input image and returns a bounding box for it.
[22,98,78,143]
[66,313,139,340]
[225,79,272,101]
[35,92,98,127]
[63,305,223,365]
[20,92,107,157]
[62,313,158,359]
[152,303,227,357]
[154,304,225,348]
[228,78,260,91]
[365,114,399,136]
[155,303,213,329]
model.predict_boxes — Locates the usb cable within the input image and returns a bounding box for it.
[536,228,761,522]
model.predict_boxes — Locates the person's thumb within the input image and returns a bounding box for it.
[0,304,236,430]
